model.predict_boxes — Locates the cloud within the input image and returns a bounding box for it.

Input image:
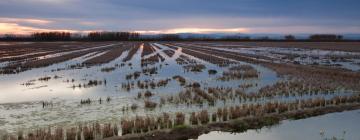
[136,28,249,34]
[0,17,52,25]
[78,21,98,26]
[0,0,359,34]
[248,26,360,34]
[0,22,80,35]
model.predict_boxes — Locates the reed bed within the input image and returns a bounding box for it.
[144,100,157,109]
[4,94,360,139]
[175,43,272,62]
[125,71,141,80]
[141,53,165,67]
[141,43,156,57]
[83,44,131,65]
[219,65,259,80]
[122,43,141,62]
[100,67,116,72]
[163,50,175,57]
[0,42,110,65]
[175,45,233,67]
[135,78,171,90]
[175,55,197,66]
[263,62,360,91]
[142,67,158,75]
[172,75,186,86]
[183,64,206,72]
[1,44,115,74]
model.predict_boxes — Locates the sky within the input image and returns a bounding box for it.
[0,0,359,35]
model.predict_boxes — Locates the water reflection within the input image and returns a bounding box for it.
[196,110,360,140]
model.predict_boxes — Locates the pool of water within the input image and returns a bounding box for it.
[196,110,360,140]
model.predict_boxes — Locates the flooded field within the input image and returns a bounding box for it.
[0,41,359,140]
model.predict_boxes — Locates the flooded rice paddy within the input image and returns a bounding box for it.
[0,41,359,140]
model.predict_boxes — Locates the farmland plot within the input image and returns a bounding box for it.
[0,41,359,140]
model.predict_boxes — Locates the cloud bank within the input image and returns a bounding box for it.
[0,0,359,34]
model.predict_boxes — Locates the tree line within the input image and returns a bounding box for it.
[0,32,357,41]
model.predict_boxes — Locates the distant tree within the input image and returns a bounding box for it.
[221,36,250,41]
[159,34,181,41]
[87,32,140,41]
[259,36,269,41]
[32,32,71,41]
[284,35,295,40]
[309,34,343,41]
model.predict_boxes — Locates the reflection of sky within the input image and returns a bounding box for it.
[0,43,278,103]
[198,110,360,140]
[0,42,279,133]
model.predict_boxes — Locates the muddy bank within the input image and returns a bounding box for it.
[105,104,360,140]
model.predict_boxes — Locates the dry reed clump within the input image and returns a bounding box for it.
[75,79,106,88]
[219,65,259,81]
[144,90,153,98]
[125,71,141,80]
[100,67,116,72]
[142,67,158,75]
[136,78,171,90]
[121,115,163,135]
[141,53,164,67]
[130,104,138,111]
[190,112,198,125]
[211,113,217,122]
[144,100,157,109]
[121,81,135,91]
[102,124,117,138]
[239,83,255,89]
[172,75,186,86]
[66,128,76,140]
[175,112,185,126]
[80,98,92,105]
[208,69,217,75]
[198,110,209,124]
[121,119,134,135]
[83,126,94,140]
[160,113,173,129]
[183,64,206,72]
[38,76,51,81]
[222,108,229,121]
[42,101,53,108]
